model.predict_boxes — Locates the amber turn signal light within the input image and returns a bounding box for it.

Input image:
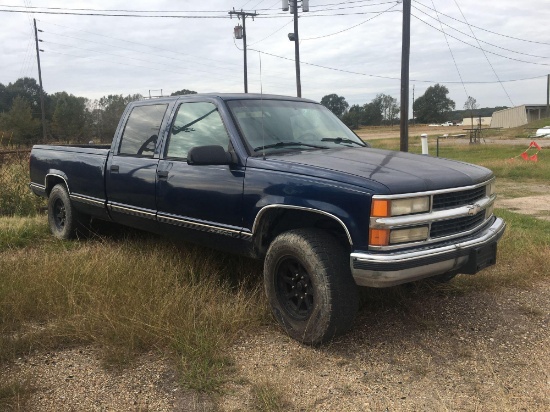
[369,228,390,246]
[371,199,390,217]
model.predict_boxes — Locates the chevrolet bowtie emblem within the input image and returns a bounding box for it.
[467,204,483,215]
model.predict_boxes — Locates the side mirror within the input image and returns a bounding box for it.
[187,145,231,165]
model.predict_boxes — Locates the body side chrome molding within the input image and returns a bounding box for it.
[158,213,248,238]
[251,204,353,246]
[70,194,106,207]
[108,202,156,220]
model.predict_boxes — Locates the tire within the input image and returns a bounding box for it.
[264,228,359,345]
[47,184,88,239]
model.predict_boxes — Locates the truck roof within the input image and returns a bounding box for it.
[135,93,318,104]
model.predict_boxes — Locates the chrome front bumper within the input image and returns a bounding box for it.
[350,217,506,288]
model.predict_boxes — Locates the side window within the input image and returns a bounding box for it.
[118,104,168,156]
[166,102,230,159]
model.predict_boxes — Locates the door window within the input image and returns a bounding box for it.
[118,104,168,156]
[166,102,230,159]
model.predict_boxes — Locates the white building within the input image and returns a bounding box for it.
[491,104,549,128]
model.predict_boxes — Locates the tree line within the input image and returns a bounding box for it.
[0,77,197,146]
[1,77,508,146]
[321,84,507,128]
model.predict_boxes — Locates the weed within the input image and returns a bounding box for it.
[251,381,290,412]
[0,376,35,411]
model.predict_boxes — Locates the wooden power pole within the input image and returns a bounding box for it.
[229,9,257,93]
[400,0,411,152]
[33,18,46,141]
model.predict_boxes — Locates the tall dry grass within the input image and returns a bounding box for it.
[0,218,267,391]
[0,154,44,216]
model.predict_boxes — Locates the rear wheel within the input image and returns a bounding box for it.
[264,228,359,345]
[47,184,88,239]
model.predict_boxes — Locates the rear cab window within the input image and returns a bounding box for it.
[118,104,169,157]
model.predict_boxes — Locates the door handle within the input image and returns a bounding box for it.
[157,170,169,178]
[110,164,119,172]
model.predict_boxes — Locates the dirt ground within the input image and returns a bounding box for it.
[3,159,550,411]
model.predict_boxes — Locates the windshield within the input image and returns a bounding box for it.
[226,99,366,154]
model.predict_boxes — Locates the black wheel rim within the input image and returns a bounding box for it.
[53,198,66,230]
[275,256,314,320]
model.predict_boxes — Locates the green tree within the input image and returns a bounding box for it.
[362,98,383,126]
[170,89,197,96]
[320,94,349,117]
[341,104,364,129]
[413,84,455,123]
[97,94,142,142]
[51,92,88,143]
[376,94,400,125]
[0,96,41,145]
[463,96,479,128]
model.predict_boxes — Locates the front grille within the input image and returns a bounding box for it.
[430,213,485,238]
[432,186,486,210]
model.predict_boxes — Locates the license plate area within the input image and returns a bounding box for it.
[462,243,497,274]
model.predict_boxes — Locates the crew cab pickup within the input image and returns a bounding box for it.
[30,93,505,344]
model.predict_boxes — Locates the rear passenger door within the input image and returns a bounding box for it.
[106,103,169,230]
[156,100,246,238]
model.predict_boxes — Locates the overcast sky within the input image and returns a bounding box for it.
[1,0,549,113]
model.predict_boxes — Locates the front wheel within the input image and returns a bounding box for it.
[264,229,359,345]
[47,184,88,239]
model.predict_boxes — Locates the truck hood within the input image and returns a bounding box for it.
[250,147,493,194]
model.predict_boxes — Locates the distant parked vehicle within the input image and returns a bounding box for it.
[535,126,550,138]
[441,121,454,126]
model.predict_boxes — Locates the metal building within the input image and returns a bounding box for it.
[491,104,549,128]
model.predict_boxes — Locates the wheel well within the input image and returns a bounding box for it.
[253,208,351,257]
[45,175,68,196]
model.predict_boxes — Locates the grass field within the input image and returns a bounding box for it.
[1,136,549,409]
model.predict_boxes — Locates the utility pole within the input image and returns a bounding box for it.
[412,84,415,126]
[283,0,309,98]
[400,0,411,152]
[33,18,46,141]
[229,8,257,93]
[547,74,549,118]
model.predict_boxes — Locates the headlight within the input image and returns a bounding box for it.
[371,196,430,217]
[389,226,429,244]
[391,197,430,216]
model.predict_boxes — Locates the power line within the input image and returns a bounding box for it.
[0,9,230,18]
[248,19,293,46]
[429,0,468,99]
[38,21,240,68]
[451,0,513,106]
[413,0,550,47]
[412,5,550,60]
[42,40,242,81]
[250,47,547,84]
[43,48,295,90]
[302,2,400,41]
[42,30,238,73]
[411,13,550,67]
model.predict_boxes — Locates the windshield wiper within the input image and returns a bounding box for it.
[321,137,365,146]
[253,141,328,152]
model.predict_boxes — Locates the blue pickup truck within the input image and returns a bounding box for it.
[30,93,505,344]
